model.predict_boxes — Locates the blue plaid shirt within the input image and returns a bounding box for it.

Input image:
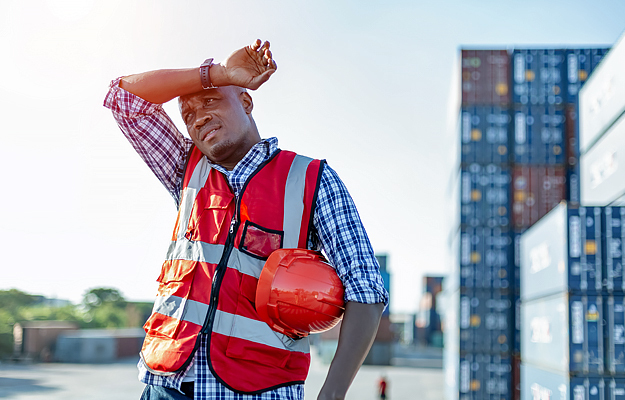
[104,79,388,400]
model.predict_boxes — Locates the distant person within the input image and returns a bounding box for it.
[378,375,388,400]
[104,39,388,400]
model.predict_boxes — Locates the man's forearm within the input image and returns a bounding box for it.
[119,68,201,104]
[318,301,385,400]
[119,66,227,104]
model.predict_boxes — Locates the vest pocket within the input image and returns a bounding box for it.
[144,259,198,339]
[239,221,284,260]
[186,189,234,244]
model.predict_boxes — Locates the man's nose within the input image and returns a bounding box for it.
[194,111,212,130]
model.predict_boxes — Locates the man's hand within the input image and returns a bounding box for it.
[212,39,277,90]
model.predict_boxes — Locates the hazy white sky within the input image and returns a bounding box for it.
[1,0,624,313]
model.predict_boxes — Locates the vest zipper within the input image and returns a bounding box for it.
[201,208,239,334]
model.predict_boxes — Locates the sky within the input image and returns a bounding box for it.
[1,0,624,313]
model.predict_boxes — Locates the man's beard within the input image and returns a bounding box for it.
[207,139,237,164]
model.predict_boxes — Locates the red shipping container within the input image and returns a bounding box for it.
[512,165,566,229]
[512,354,521,400]
[461,49,510,106]
[565,105,578,167]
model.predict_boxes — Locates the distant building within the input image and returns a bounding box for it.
[13,321,79,361]
[375,254,391,316]
[415,276,444,347]
[55,328,145,363]
[363,254,394,365]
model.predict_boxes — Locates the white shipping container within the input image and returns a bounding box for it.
[581,113,625,205]
[443,289,460,400]
[580,32,625,153]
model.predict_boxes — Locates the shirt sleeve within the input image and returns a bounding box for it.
[103,77,193,207]
[313,164,389,307]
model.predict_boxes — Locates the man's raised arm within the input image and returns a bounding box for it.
[119,39,277,104]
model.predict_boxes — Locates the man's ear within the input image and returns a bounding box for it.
[240,91,253,114]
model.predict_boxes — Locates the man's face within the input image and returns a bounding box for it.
[180,87,259,170]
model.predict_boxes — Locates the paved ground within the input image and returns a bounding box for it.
[0,353,444,400]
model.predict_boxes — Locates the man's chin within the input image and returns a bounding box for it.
[201,142,235,165]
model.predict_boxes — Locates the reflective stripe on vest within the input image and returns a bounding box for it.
[165,240,224,264]
[176,156,212,240]
[213,310,310,354]
[283,155,313,248]
[152,295,210,327]
[165,240,264,279]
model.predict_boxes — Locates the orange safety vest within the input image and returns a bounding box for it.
[140,145,325,393]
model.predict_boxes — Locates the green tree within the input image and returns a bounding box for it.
[0,289,37,314]
[81,287,130,329]
[82,288,126,310]
[0,289,41,358]
[19,304,83,325]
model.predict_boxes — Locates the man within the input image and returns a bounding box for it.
[378,375,388,400]
[104,39,388,400]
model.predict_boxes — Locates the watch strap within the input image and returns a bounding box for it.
[200,58,216,89]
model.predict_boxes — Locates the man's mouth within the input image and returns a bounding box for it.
[201,126,220,142]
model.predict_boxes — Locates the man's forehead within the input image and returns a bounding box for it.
[179,89,219,111]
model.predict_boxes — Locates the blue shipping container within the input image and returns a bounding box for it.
[460,227,513,290]
[514,292,521,354]
[604,207,625,293]
[521,363,605,400]
[513,105,565,164]
[460,353,512,400]
[565,48,611,104]
[520,203,603,301]
[608,379,625,399]
[513,230,525,291]
[565,104,579,167]
[459,289,514,354]
[567,164,581,204]
[513,49,567,106]
[461,106,511,164]
[461,164,511,228]
[521,293,604,375]
[606,296,625,375]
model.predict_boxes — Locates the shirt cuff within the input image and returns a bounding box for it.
[103,77,164,118]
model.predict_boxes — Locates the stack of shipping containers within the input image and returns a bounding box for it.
[445,44,610,400]
[511,47,607,399]
[519,34,625,399]
[446,49,516,400]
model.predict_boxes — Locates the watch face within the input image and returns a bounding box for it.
[201,58,213,67]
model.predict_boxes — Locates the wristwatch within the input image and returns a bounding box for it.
[200,58,216,89]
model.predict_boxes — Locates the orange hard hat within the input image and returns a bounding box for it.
[255,249,345,339]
